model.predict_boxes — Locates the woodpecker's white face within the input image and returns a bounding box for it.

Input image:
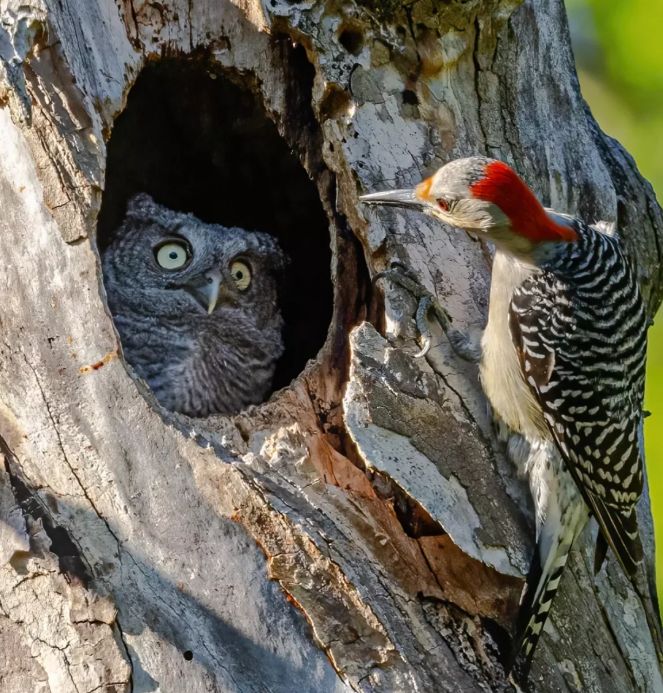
[360,157,578,252]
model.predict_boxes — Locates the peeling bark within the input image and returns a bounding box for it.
[0,0,661,691]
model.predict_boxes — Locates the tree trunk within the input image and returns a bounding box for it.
[0,0,661,691]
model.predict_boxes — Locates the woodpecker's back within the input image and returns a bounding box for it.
[512,219,647,542]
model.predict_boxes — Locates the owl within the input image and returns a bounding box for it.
[102,194,286,417]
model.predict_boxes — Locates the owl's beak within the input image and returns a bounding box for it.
[179,268,236,313]
[200,269,223,314]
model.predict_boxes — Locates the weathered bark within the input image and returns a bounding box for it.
[0,0,661,691]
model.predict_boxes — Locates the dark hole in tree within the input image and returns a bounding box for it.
[402,89,419,106]
[98,58,334,397]
[183,650,194,661]
[338,28,363,56]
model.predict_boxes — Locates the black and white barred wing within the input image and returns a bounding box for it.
[509,253,646,576]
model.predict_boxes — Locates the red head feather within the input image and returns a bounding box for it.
[470,161,578,243]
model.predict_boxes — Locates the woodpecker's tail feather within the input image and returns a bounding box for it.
[508,540,573,682]
[588,495,642,577]
[508,450,590,683]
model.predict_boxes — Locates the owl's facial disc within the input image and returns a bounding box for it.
[148,224,259,315]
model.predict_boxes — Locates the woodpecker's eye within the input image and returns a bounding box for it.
[230,261,252,291]
[437,199,450,211]
[155,241,192,270]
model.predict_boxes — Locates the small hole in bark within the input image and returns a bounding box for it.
[402,89,419,105]
[318,83,352,122]
[371,469,443,538]
[4,448,92,586]
[8,550,31,575]
[98,56,334,416]
[183,650,194,661]
[481,617,512,665]
[338,27,363,56]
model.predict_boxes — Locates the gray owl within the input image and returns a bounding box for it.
[102,194,286,417]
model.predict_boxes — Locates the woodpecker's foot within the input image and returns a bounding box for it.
[446,324,483,363]
[372,262,453,358]
[373,262,483,362]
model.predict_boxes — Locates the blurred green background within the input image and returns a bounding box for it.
[565,0,663,582]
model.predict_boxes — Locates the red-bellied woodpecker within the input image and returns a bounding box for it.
[361,157,649,678]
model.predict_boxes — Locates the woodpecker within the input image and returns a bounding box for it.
[361,157,648,677]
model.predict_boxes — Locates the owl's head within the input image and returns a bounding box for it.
[102,194,286,324]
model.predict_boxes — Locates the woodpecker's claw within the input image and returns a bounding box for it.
[372,263,423,292]
[372,262,452,358]
[414,296,434,358]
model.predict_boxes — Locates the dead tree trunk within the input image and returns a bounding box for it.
[0,0,661,691]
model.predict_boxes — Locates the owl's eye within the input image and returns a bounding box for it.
[230,261,252,291]
[155,242,191,270]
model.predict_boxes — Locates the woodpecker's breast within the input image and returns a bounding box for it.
[480,251,549,441]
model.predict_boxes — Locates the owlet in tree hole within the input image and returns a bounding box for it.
[103,194,286,417]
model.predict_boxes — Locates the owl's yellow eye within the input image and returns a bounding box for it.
[230,261,251,291]
[156,242,190,270]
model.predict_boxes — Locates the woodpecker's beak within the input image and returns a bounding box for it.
[360,189,425,211]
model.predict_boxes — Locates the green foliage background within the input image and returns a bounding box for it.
[565,0,663,583]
